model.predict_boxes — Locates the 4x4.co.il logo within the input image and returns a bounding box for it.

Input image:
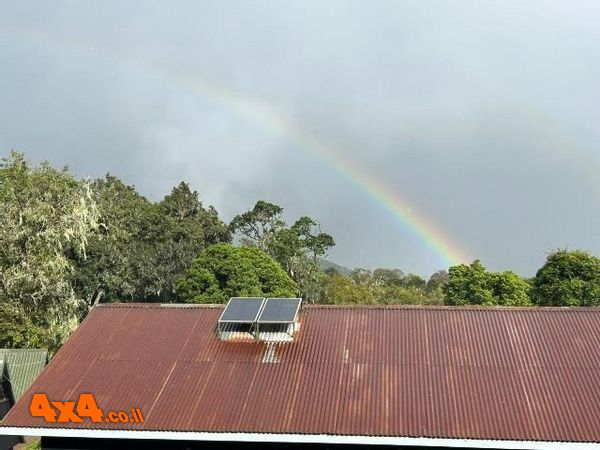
[30,393,144,424]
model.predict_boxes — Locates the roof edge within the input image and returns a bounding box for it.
[0,427,596,449]
[95,303,223,309]
[93,303,600,312]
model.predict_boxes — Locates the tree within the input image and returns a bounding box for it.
[72,175,151,304]
[159,182,230,247]
[73,179,231,304]
[289,216,335,261]
[320,274,377,305]
[231,202,335,302]
[383,285,441,305]
[0,303,48,349]
[531,250,600,306]
[398,274,427,289]
[176,243,298,303]
[490,271,531,306]
[426,270,449,292]
[229,201,284,249]
[350,268,379,288]
[271,217,335,301]
[372,268,404,286]
[444,261,493,305]
[153,182,231,299]
[320,269,442,306]
[0,152,99,351]
[444,260,531,306]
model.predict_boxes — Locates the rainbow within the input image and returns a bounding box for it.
[159,69,470,266]
[1,26,472,266]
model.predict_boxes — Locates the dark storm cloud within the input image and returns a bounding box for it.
[1,0,599,275]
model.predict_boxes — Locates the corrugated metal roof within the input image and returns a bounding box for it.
[2,304,600,443]
[0,349,48,401]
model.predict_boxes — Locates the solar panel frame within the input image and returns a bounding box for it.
[257,298,302,324]
[218,297,265,323]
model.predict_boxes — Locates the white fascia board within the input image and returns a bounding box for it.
[0,428,598,449]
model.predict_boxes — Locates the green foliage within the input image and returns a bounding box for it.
[1,154,231,350]
[321,268,443,305]
[176,243,298,303]
[531,250,600,306]
[151,182,231,299]
[384,285,441,305]
[320,274,377,305]
[444,260,531,306]
[372,268,404,285]
[72,175,151,303]
[0,303,48,349]
[230,202,335,302]
[0,152,99,351]
[229,200,284,248]
[22,439,41,450]
[73,178,230,303]
[490,271,532,306]
[398,274,427,289]
[159,181,231,248]
[426,270,449,292]
[444,261,494,305]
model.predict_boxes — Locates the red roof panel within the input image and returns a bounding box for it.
[2,304,600,442]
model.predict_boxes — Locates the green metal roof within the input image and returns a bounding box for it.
[0,349,48,401]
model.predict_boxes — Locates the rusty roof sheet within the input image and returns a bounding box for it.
[1,304,600,443]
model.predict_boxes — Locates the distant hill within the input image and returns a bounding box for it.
[319,259,352,275]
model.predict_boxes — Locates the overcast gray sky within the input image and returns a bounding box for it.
[1,0,599,276]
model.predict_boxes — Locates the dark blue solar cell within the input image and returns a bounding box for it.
[258,298,301,323]
[219,297,264,322]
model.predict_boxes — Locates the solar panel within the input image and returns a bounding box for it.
[258,298,302,323]
[219,297,265,322]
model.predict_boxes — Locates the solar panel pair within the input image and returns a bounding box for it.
[219,297,301,324]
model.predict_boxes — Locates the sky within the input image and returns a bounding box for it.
[1,0,599,276]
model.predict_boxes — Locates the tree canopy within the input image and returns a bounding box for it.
[230,201,335,302]
[531,250,600,306]
[443,260,531,306]
[72,177,231,304]
[0,152,99,351]
[176,243,298,303]
[318,268,443,306]
[228,200,284,247]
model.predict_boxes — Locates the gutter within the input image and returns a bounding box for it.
[0,427,598,449]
